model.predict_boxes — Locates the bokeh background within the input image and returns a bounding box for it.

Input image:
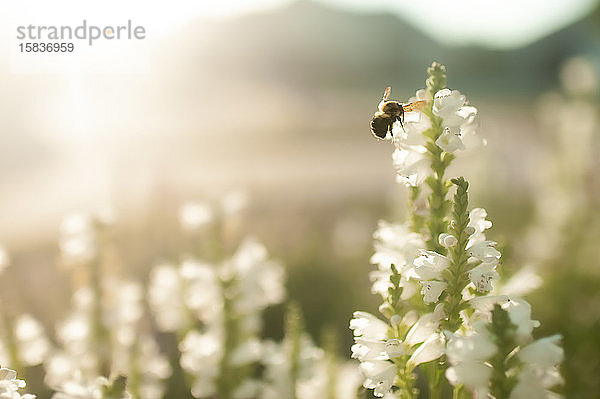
[1,0,600,397]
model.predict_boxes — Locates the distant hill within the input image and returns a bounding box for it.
[160,0,600,97]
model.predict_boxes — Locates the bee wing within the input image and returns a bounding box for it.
[402,100,428,113]
[382,86,391,101]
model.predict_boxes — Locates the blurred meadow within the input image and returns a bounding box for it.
[1,0,600,398]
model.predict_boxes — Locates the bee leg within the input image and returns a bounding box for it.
[397,115,406,133]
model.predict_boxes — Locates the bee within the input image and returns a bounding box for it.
[370,86,428,140]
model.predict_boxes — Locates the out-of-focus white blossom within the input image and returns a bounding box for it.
[498,267,543,297]
[370,222,423,301]
[179,329,222,398]
[261,336,323,399]
[0,247,9,274]
[445,322,497,396]
[502,298,541,344]
[518,335,563,368]
[221,190,248,216]
[59,214,97,265]
[148,263,188,332]
[51,376,130,399]
[179,202,214,232]
[14,314,51,366]
[226,239,286,314]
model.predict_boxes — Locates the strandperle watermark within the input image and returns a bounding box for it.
[16,20,146,46]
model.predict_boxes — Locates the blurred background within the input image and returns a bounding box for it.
[1,0,600,397]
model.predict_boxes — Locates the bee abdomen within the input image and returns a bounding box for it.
[371,114,393,139]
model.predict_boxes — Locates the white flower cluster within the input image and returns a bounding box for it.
[46,279,170,399]
[0,367,35,399]
[149,238,285,398]
[350,308,446,397]
[51,376,131,399]
[261,335,323,399]
[446,298,564,398]
[392,88,484,187]
[353,64,564,398]
[412,208,500,304]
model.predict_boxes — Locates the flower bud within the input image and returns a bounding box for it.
[379,303,393,317]
[438,233,458,248]
[390,314,402,326]
[464,226,476,236]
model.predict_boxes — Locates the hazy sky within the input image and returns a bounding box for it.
[3,0,598,49]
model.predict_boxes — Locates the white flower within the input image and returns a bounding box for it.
[59,213,97,264]
[226,239,286,313]
[445,324,497,364]
[499,267,543,297]
[420,281,447,304]
[359,360,396,397]
[179,202,213,232]
[230,338,263,366]
[14,314,51,366]
[468,208,492,235]
[446,362,491,397]
[468,262,500,293]
[407,333,444,369]
[369,270,418,300]
[510,368,563,399]
[180,259,222,322]
[412,251,450,280]
[261,336,323,399]
[433,89,482,152]
[435,128,465,152]
[392,110,431,146]
[433,89,465,121]
[179,329,222,397]
[352,338,404,361]
[371,221,424,274]
[405,304,445,346]
[0,247,9,274]
[445,323,497,396]
[502,298,541,343]
[518,335,563,368]
[51,376,130,399]
[467,240,501,264]
[468,295,510,314]
[148,263,187,332]
[392,145,429,187]
[350,312,388,340]
[0,368,33,399]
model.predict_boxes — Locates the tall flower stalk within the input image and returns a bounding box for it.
[351,62,564,398]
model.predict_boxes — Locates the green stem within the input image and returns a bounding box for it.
[422,62,453,255]
[408,186,425,234]
[217,277,237,399]
[286,304,304,399]
[488,305,517,399]
[441,177,471,332]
